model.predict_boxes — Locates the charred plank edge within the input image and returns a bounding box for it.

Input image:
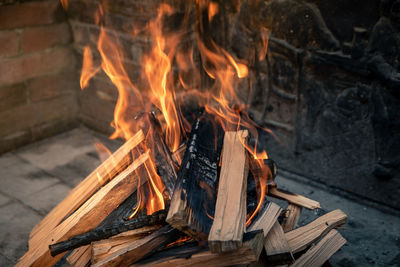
[166,113,224,239]
[49,210,167,256]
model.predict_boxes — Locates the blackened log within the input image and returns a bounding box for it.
[49,210,167,256]
[167,112,224,239]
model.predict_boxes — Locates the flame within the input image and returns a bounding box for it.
[80,46,101,90]
[79,1,275,222]
[60,0,68,10]
[208,2,219,22]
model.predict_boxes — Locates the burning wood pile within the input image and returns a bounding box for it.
[17,111,347,267]
[17,1,347,266]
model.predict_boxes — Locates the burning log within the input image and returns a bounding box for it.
[285,209,347,253]
[28,130,145,249]
[91,226,160,264]
[133,230,264,267]
[135,112,178,198]
[91,225,182,267]
[16,151,149,267]
[268,187,321,210]
[66,245,91,267]
[292,229,346,267]
[209,130,249,253]
[167,114,224,239]
[49,210,167,256]
[281,204,302,232]
[263,221,294,264]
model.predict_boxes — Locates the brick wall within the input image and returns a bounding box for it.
[0,0,79,153]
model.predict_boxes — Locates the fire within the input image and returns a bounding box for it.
[60,0,68,10]
[80,1,274,223]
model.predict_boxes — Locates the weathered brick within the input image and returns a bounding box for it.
[20,23,72,53]
[30,94,79,126]
[0,83,27,112]
[28,72,78,102]
[0,47,76,86]
[0,30,19,58]
[0,0,65,30]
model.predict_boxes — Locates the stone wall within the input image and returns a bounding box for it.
[0,0,79,153]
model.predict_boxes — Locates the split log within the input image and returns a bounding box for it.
[281,204,302,232]
[263,221,294,264]
[292,229,346,267]
[209,130,249,253]
[49,210,167,256]
[268,187,321,210]
[285,209,347,254]
[28,130,144,249]
[248,201,282,236]
[171,143,186,166]
[16,151,149,267]
[91,226,159,264]
[136,112,178,198]
[167,114,224,240]
[92,225,181,267]
[134,230,264,267]
[66,245,91,267]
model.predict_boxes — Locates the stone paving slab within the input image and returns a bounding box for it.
[0,126,399,266]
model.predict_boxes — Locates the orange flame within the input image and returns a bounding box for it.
[80,46,101,90]
[60,0,68,10]
[79,1,274,222]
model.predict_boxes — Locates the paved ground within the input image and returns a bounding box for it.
[0,127,399,266]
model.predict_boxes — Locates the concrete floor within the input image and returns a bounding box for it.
[0,127,399,266]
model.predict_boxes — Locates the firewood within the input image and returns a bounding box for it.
[167,114,224,240]
[49,210,167,256]
[285,209,347,254]
[16,151,149,267]
[140,112,178,198]
[248,201,282,236]
[268,187,321,210]
[292,229,346,267]
[92,225,181,267]
[91,226,159,264]
[66,245,91,267]
[264,221,294,264]
[281,204,302,232]
[28,130,145,249]
[171,143,186,166]
[133,230,264,267]
[209,130,249,253]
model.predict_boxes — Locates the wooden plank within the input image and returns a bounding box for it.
[264,221,294,264]
[248,202,282,236]
[268,187,321,210]
[16,151,149,267]
[91,225,181,267]
[91,226,159,264]
[281,204,302,232]
[133,230,264,267]
[209,130,249,253]
[49,210,166,256]
[29,130,145,249]
[285,209,347,253]
[66,245,91,267]
[292,229,346,267]
[166,114,224,240]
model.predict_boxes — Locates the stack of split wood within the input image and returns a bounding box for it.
[17,113,347,267]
